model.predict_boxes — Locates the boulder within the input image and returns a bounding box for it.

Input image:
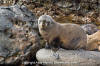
[0,5,38,29]
[36,48,100,66]
[81,24,98,35]
[0,16,13,31]
[0,5,40,65]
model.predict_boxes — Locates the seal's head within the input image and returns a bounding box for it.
[38,14,55,30]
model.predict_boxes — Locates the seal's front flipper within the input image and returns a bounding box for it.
[45,42,51,49]
[53,52,60,59]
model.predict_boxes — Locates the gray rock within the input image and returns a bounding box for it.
[56,1,72,8]
[81,24,98,35]
[0,33,12,57]
[36,48,100,66]
[10,5,38,29]
[0,0,3,4]
[10,5,37,22]
[0,5,38,29]
[0,6,15,19]
[0,5,39,64]
[0,16,13,31]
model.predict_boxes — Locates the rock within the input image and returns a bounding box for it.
[56,1,72,8]
[10,5,36,22]
[87,30,100,50]
[0,6,15,19]
[10,5,38,29]
[0,16,13,31]
[3,21,40,64]
[0,0,3,4]
[81,24,98,35]
[0,5,38,29]
[0,33,12,57]
[0,5,40,65]
[36,48,100,66]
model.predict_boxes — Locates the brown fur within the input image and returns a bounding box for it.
[38,15,87,50]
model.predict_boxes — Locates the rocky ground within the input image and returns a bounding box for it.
[0,4,40,65]
[0,0,100,66]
